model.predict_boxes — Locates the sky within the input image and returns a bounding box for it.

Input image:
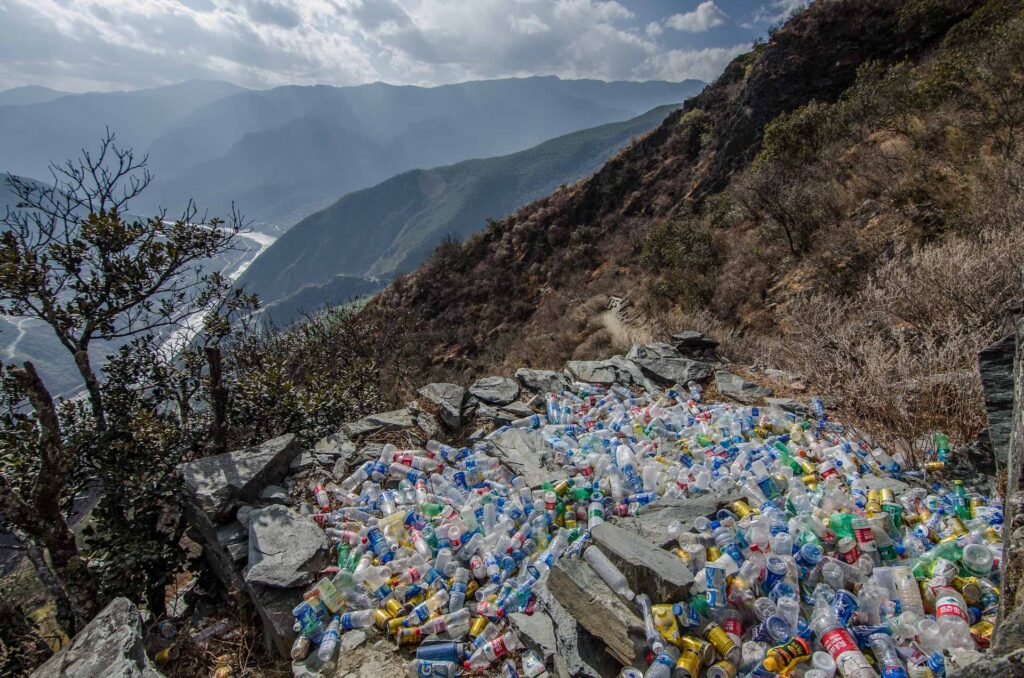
[0,0,810,93]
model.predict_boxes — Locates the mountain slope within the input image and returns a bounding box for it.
[0,85,68,106]
[373,0,1021,450]
[239,104,679,310]
[142,77,702,226]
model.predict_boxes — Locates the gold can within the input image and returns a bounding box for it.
[707,659,738,678]
[553,479,571,497]
[946,516,969,537]
[954,576,982,606]
[801,474,818,489]
[702,622,736,659]
[468,615,488,640]
[466,580,480,599]
[678,635,715,666]
[706,545,722,562]
[925,461,945,472]
[395,627,423,646]
[386,616,408,636]
[971,620,994,648]
[674,649,702,678]
[879,488,895,504]
[373,609,392,630]
[384,599,404,617]
[866,490,881,514]
[729,500,753,519]
[672,547,691,564]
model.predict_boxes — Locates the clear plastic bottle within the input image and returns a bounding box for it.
[464,631,523,671]
[582,545,634,600]
[866,633,909,678]
[810,606,877,678]
[317,615,341,663]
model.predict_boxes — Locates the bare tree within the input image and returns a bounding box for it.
[0,130,243,431]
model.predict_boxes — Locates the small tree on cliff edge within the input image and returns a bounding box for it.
[0,131,249,632]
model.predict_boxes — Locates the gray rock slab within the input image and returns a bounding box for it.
[31,597,164,678]
[765,397,809,417]
[979,333,1015,466]
[591,521,694,602]
[670,331,719,352]
[245,505,329,589]
[250,581,303,659]
[342,409,416,439]
[501,401,535,418]
[416,382,467,429]
[611,494,726,549]
[860,475,910,494]
[340,629,369,653]
[626,343,714,385]
[565,356,657,391]
[510,611,558,661]
[289,452,321,472]
[516,368,569,394]
[715,370,773,404]
[547,559,646,668]
[178,433,300,523]
[259,484,290,504]
[483,427,560,487]
[470,376,520,405]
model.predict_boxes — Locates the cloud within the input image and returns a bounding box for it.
[640,42,749,82]
[0,0,749,91]
[665,1,728,33]
[742,0,810,28]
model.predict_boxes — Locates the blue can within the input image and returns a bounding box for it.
[832,590,860,625]
[416,641,465,664]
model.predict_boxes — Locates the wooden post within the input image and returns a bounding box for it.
[206,346,228,456]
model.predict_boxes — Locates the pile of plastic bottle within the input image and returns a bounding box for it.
[289,379,1002,677]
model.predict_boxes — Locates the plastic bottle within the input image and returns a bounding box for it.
[867,633,910,678]
[317,615,341,663]
[582,545,635,600]
[464,631,523,671]
[810,606,877,678]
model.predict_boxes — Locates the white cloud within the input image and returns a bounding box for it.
[665,1,728,33]
[645,21,663,37]
[640,42,749,82]
[742,0,810,28]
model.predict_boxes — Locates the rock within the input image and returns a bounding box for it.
[340,629,369,653]
[715,370,773,404]
[31,597,164,677]
[765,397,809,417]
[483,428,561,487]
[411,408,441,440]
[591,522,694,602]
[626,343,715,385]
[342,409,416,439]
[547,559,646,667]
[178,434,300,523]
[237,505,255,529]
[510,611,557,661]
[979,333,1015,467]
[314,431,356,458]
[565,356,657,391]
[416,382,467,429]
[611,494,727,549]
[501,400,535,418]
[670,330,719,355]
[860,475,910,494]
[259,484,290,504]
[516,368,569,394]
[245,505,329,588]
[469,376,520,405]
[289,452,321,472]
[530,579,610,678]
[993,606,1024,654]
[947,648,1024,678]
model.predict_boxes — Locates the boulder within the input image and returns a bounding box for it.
[516,368,569,394]
[626,343,714,385]
[947,649,1024,678]
[670,330,719,356]
[565,356,657,391]
[611,494,727,549]
[483,427,561,487]
[245,505,329,588]
[178,434,300,523]
[342,409,416,440]
[416,382,468,429]
[548,559,646,667]
[765,397,810,417]
[469,376,520,405]
[979,333,1016,467]
[259,484,290,504]
[510,611,558,662]
[591,522,694,602]
[31,597,164,677]
[715,370,773,404]
[530,579,611,678]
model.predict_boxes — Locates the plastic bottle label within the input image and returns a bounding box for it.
[935,594,968,622]
[821,627,858,659]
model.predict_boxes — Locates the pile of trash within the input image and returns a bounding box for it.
[287,378,1002,677]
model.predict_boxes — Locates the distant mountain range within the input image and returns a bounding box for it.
[239,104,679,324]
[0,77,702,232]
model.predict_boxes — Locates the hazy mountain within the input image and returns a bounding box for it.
[141,77,702,228]
[0,80,247,181]
[239,104,678,317]
[0,85,69,106]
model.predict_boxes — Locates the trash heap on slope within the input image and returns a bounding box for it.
[288,379,1002,678]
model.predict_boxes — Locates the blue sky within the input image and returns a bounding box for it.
[0,0,808,92]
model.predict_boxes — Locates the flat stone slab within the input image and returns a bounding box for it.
[416,382,467,429]
[548,559,646,668]
[766,397,809,417]
[342,409,416,439]
[245,505,329,588]
[510,611,558,662]
[470,376,520,405]
[715,370,773,404]
[483,427,561,487]
[31,597,164,677]
[178,433,300,523]
[565,356,656,391]
[626,343,714,385]
[611,494,725,549]
[591,521,694,602]
[516,368,569,394]
[979,333,1015,465]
